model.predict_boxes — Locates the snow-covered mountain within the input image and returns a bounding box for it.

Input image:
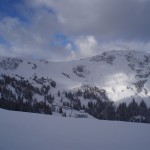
[1,50,150,102]
[1,50,150,118]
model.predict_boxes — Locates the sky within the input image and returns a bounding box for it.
[0,0,150,61]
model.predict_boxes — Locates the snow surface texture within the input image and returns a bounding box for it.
[0,109,150,150]
[1,50,150,106]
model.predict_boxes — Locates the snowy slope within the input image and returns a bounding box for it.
[1,50,150,106]
[0,108,150,150]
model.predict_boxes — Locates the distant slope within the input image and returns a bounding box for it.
[1,50,150,105]
[0,108,150,150]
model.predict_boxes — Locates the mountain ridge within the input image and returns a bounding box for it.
[1,50,150,121]
[0,50,150,105]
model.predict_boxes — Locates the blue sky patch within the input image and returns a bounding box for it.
[0,0,28,22]
[51,33,76,50]
[0,36,10,47]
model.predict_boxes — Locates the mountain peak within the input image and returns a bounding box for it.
[0,50,150,111]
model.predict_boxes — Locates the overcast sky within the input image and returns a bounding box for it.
[0,0,150,61]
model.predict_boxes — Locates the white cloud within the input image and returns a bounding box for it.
[75,36,98,58]
[0,9,72,61]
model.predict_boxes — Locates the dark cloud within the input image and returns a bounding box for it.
[43,0,150,41]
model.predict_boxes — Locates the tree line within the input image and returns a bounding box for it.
[64,89,150,123]
[0,74,54,115]
[0,97,52,115]
[86,98,150,123]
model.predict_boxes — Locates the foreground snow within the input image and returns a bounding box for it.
[0,109,150,150]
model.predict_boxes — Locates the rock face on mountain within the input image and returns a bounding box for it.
[0,50,150,111]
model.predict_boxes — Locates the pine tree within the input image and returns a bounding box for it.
[58,90,60,97]
[139,100,148,122]
[128,98,139,121]
[59,107,63,114]
[116,102,128,121]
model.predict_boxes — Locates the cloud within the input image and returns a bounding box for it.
[29,0,150,40]
[1,0,150,61]
[0,4,69,60]
[75,36,98,58]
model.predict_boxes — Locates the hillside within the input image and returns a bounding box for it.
[0,50,150,121]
